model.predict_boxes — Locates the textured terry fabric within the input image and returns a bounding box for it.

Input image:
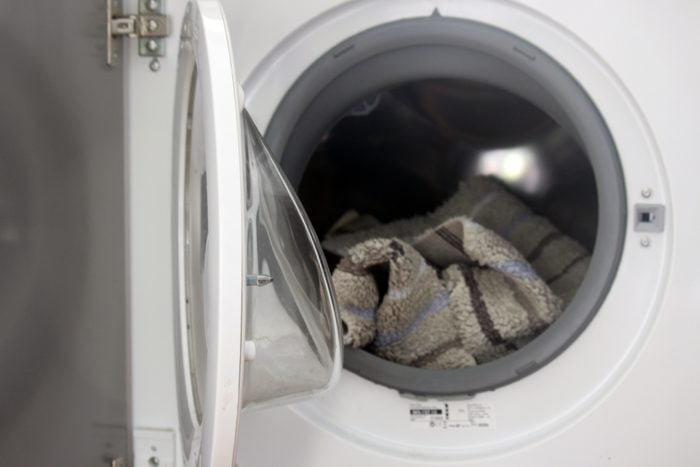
[323,176,590,305]
[332,217,562,369]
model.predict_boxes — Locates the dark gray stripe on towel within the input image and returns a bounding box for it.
[435,227,481,267]
[458,263,514,349]
[527,232,564,263]
[546,253,588,285]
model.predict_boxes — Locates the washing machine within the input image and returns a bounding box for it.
[124,0,700,466]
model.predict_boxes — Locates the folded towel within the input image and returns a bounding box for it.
[324,176,590,305]
[334,217,562,369]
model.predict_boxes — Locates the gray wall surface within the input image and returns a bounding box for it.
[0,0,128,464]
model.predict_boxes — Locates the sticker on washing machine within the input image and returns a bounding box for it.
[408,401,493,429]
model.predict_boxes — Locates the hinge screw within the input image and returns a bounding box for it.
[640,236,651,248]
[146,39,159,52]
[147,19,159,31]
[149,58,161,72]
[146,0,159,11]
[148,456,160,466]
[641,187,652,198]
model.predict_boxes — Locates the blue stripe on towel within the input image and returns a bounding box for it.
[340,305,376,320]
[374,291,450,347]
[489,260,538,280]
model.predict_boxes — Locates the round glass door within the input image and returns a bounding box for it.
[171,2,342,465]
[241,112,342,409]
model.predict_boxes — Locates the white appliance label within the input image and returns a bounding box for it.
[408,401,493,429]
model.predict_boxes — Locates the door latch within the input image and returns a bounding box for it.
[107,0,170,67]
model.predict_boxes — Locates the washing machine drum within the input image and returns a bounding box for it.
[265,16,626,396]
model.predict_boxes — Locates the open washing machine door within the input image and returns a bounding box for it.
[171,1,343,466]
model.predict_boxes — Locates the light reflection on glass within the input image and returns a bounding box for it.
[474,146,544,195]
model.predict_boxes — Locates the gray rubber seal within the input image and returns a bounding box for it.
[264,16,626,396]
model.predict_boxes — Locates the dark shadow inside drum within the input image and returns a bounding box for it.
[299,79,598,256]
[265,17,625,396]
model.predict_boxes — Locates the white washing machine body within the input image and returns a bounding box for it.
[125,0,700,466]
[229,1,700,466]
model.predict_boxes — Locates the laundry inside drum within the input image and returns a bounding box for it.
[294,79,597,370]
[262,15,627,396]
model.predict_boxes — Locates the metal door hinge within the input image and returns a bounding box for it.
[134,428,175,467]
[107,0,170,67]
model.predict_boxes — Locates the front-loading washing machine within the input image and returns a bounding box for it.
[124,0,700,466]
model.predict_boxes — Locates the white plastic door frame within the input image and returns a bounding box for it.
[172,1,245,466]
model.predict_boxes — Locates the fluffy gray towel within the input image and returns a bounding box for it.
[324,176,590,305]
[333,217,562,369]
